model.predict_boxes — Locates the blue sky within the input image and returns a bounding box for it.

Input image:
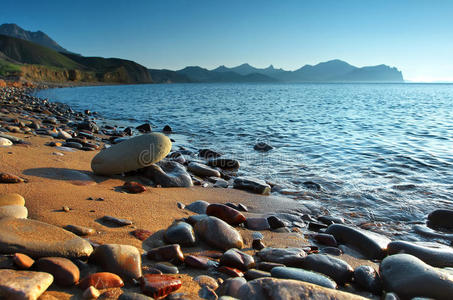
[1,0,452,81]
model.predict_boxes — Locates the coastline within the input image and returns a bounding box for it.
[1,84,452,299]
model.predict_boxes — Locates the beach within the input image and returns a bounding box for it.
[1,83,453,300]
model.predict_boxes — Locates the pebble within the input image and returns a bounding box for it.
[199,149,222,159]
[245,269,272,280]
[256,247,306,267]
[354,265,382,295]
[318,215,345,225]
[216,277,246,298]
[136,123,152,133]
[256,262,285,272]
[194,216,244,250]
[163,125,172,132]
[245,217,270,230]
[252,239,266,250]
[13,253,35,269]
[79,272,124,289]
[91,133,171,175]
[123,181,147,193]
[0,205,28,218]
[270,266,338,289]
[188,162,221,177]
[119,292,154,300]
[164,222,196,246]
[0,172,25,183]
[101,215,133,226]
[185,255,218,269]
[388,240,453,267]
[82,286,101,299]
[131,228,153,241]
[325,224,391,259]
[34,257,80,286]
[218,266,244,277]
[380,253,453,299]
[147,244,185,263]
[233,177,271,195]
[199,286,218,300]
[0,269,54,300]
[413,224,453,241]
[313,233,337,247]
[0,193,25,206]
[89,244,142,280]
[214,178,229,188]
[207,158,240,169]
[143,161,193,187]
[267,216,286,229]
[140,274,182,299]
[300,254,353,284]
[0,218,93,258]
[155,262,179,274]
[427,209,453,229]
[0,137,13,146]
[64,224,96,236]
[220,248,255,271]
[185,200,210,214]
[237,278,367,300]
[194,275,219,290]
[206,204,246,226]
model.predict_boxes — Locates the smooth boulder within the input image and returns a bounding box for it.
[0,137,13,147]
[0,193,25,206]
[388,240,453,267]
[188,162,221,177]
[34,257,79,286]
[0,218,93,258]
[257,247,306,267]
[206,204,246,226]
[91,133,171,175]
[194,216,244,250]
[427,209,453,229]
[380,253,453,299]
[325,224,390,259]
[233,177,271,195]
[354,265,382,295]
[143,160,193,187]
[271,267,337,289]
[164,222,196,246]
[237,278,368,300]
[185,200,210,214]
[0,205,28,219]
[300,254,353,285]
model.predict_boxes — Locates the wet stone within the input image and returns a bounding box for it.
[267,216,286,229]
[313,233,338,247]
[89,244,142,280]
[245,269,271,281]
[220,248,255,271]
[320,247,343,256]
[208,158,240,169]
[143,161,193,187]
[325,224,391,260]
[300,253,353,285]
[206,204,246,226]
[185,255,218,269]
[123,181,147,193]
[155,262,179,274]
[354,265,382,295]
[216,277,246,298]
[233,177,270,195]
[131,228,153,241]
[388,240,453,267]
[34,257,80,286]
[427,209,453,229]
[194,275,219,290]
[245,217,270,230]
[140,274,182,299]
[252,239,266,250]
[188,162,221,177]
[164,222,196,246]
[270,266,338,289]
[257,247,306,267]
[218,266,244,277]
[380,253,453,299]
[256,262,285,272]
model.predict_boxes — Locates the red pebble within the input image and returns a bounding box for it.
[78,272,124,289]
[206,204,246,225]
[123,181,146,193]
[140,274,182,299]
[218,266,244,277]
[131,229,153,241]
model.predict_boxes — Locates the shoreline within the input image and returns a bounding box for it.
[1,85,452,299]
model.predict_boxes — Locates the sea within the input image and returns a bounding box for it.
[36,83,453,239]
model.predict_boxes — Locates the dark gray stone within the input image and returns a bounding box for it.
[233,177,270,195]
[194,217,244,250]
[380,253,453,299]
[188,162,221,177]
[207,158,240,169]
[353,265,382,295]
[164,222,196,246]
[300,254,353,285]
[257,247,306,267]
[185,200,210,214]
[388,240,453,267]
[271,266,337,289]
[427,209,453,229]
[143,160,193,187]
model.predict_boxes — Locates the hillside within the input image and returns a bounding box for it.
[0,23,71,53]
[175,66,277,83]
[0,34,152,84]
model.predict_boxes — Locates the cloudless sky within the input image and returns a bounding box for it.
[1,0,453,81]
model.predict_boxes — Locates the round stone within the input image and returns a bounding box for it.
[79,272,124,289]
[428,209,453,229]
[34,257,80,286]
[0,137,13,147]
[0,193,25,207]
[187,162,221,177]
[300,254,353,285]
[185,200,210,214]
[91,133,171,175]
[271,266,337,289]
[0,205,28,219]
[164,222,196,246]
[354,265,382,295]
[206,204,246,226]
[388,240,453,267]
[194,216,244,250]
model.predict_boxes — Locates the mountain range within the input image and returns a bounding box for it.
[0,23,404,84]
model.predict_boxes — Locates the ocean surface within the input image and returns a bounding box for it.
[36,83,453,239]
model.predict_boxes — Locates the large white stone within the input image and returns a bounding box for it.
[91,133,171,175]
[0,269,53,300]
[0,137,13,147]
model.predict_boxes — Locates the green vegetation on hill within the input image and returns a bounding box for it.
[0,58,21,77]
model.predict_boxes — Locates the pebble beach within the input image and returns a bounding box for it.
[1,82,453,300]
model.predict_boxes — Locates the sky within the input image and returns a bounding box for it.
[1,0,453,82]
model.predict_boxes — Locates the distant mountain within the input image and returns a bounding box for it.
[213,59,404,82]
[175,66,277,83]
[148,69,192,83]
[0,23,72,54]
[0,34,152,83]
